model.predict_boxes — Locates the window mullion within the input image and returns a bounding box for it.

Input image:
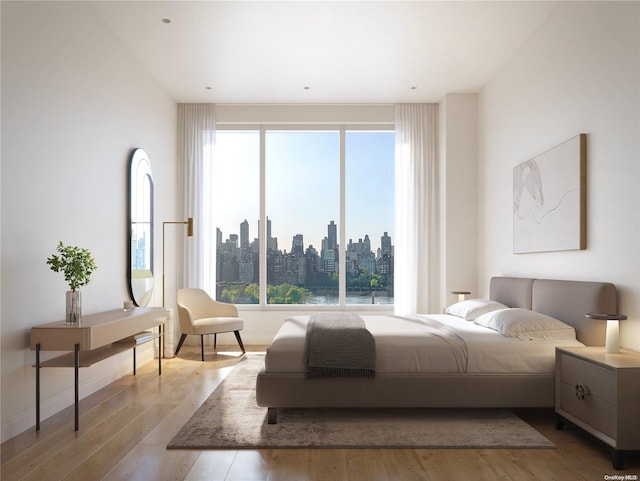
[339,126,346,307]
[259,126,267,306]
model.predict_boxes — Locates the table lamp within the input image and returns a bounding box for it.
[451,291,471,302]
[585,313,627,353]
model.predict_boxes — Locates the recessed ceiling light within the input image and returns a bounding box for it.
[303,86,311,90]
[161,18,171,24]
[204,86,212,90]
[410,86,418,90]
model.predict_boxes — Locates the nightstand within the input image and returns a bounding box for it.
[555,346,640,470]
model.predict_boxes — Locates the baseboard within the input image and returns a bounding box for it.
[1,344,156,443]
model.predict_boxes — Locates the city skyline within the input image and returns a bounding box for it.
[216,217,393,257]
[216,217,394,304]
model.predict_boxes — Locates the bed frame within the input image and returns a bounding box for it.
[256,277,617,424]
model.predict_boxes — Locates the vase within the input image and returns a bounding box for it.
[66,290,81,325]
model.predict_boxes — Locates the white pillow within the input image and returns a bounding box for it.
[444,299,508,321]
[473,308,576,341]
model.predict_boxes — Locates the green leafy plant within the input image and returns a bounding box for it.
[46,241,97,291]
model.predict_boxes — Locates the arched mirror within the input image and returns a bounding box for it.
[128,148,154,306]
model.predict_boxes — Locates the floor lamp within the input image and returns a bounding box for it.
[161,217,193,358]
[162,217,194,307]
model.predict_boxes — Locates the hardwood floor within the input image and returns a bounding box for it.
[2,345,638,481]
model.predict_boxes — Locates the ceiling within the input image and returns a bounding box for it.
[92,1,558,104]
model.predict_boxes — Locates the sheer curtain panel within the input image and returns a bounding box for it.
[394,103,439,316]
[177,103,216,292]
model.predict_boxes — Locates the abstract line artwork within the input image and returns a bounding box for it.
[513,134,586,254]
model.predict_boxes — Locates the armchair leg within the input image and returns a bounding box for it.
[175,334,188,357]
[214,333,217,350]
[200,335,205,361]
[234,331,246,353]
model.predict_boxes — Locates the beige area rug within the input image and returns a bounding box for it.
[167,354,555,450]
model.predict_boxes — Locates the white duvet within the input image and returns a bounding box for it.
[264,314,584,375]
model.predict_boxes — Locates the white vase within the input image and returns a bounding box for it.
[66,290,81,325]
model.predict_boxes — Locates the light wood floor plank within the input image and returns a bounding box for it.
[103,444,202,481]
[183,450,238,481]
[416,450,493,481]
[265,449,311,481]
[225,449,271,481]
[379,449,433,481]
[2,345,639,481]
[344,450,391,481]
[309,449,348,481]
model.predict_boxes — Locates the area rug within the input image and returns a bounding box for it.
[167,354,555,450]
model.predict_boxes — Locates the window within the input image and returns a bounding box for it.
[212,127,394,307]
[265,130,340,304]
[345,131,395,305]
[212,131,260,303]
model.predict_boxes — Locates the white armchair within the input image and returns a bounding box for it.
[175,288,245,361]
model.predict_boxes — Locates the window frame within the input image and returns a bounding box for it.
[214,123,394,311]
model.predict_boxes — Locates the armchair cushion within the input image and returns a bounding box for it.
[191,317,244,336]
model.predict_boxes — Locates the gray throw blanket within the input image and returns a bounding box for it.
[305,313,376,377]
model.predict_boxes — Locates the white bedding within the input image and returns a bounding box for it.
[264,314,584,375]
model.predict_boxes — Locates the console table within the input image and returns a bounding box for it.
[30,307,168,431]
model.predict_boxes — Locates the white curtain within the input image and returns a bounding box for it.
[177,103,216,293]
[394,103,439,316]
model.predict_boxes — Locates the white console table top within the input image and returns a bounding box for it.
[30,307,168,351]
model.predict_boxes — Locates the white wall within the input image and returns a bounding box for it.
[1,1,177,440]
[477,2,640,350]
[216,104,394,125]
[440,94,478,307]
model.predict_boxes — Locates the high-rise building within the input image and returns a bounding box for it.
[381,231,392,256]
[291,234,304,254]
[266,217,277,251]
[238,251,255,283]
[322,248,336,273]
[229,234,238,250]
[327,220,337,249]
[240,219,249,250]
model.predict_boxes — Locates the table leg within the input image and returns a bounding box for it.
[74,343,79,431]
[36,343,40,431]
[159,324,163,375]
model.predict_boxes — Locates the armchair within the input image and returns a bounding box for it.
[175,288,245,361]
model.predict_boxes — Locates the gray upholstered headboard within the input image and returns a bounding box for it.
[490,276,617,346]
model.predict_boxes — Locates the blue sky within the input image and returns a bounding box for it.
[213,130,394,252]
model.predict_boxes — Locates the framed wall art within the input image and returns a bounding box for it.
[513,133,586,254]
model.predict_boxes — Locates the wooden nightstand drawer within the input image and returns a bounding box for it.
[558,379,616,438]
[559,353,616,404]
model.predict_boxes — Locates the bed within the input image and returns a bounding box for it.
[256,276,618,423]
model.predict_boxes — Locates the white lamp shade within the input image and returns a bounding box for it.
[605,320,620,354]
